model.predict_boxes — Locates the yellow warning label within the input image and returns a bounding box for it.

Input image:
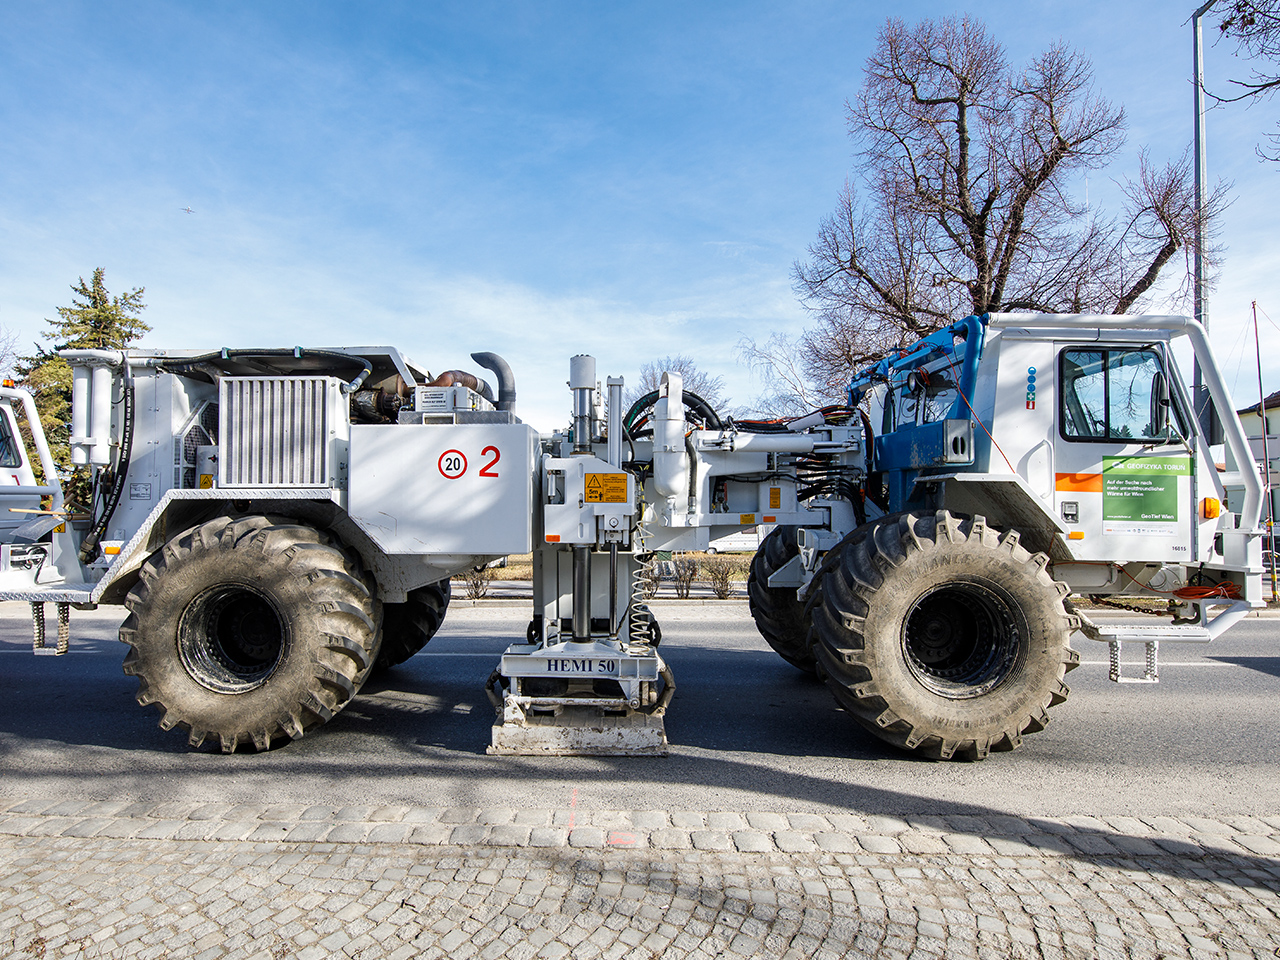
[769,487,781,509]
[199,474,214,489]
[740,513,756,525]
[585,473,628,503]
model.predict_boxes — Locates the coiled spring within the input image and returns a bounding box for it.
[629,490,656,647]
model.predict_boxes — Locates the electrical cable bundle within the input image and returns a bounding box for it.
[791,451,867,526]
[726,416,789,434]
[727,404,858,434]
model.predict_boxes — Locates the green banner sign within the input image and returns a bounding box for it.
[1102,456,1190,525]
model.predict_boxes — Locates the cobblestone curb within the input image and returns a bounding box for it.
[3,825,1279,959]
[3,797,1279,859]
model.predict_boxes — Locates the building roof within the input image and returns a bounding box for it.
[1237,390,1280,416]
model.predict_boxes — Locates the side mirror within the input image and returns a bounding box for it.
[1150,370,1171,437]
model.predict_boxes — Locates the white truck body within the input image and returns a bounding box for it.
[0,314,1262,758]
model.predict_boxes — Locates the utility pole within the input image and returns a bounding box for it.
[1254,301,1277,600]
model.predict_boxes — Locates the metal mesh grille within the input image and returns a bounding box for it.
[171,401,219,488]
[219,378,333,487]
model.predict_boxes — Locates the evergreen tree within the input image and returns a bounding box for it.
[16,269,149,494]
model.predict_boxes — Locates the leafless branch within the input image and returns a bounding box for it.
[781,15,1221,398]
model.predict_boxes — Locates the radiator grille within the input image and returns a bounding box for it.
[219,377,335,487]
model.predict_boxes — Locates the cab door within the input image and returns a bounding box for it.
[1053,344,1193,564]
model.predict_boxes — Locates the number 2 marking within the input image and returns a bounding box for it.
[479,445,501,478]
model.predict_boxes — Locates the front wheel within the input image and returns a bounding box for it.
[120,517,379,752]
[812,510,1079,760]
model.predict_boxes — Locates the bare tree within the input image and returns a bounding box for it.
[625,355,727,409]
[0,326,17,380]
[789,17,1225,391]
[737,333,836,416]
[1215,0,1280,158]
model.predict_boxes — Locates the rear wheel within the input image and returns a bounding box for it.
[747,526,816,674]
[812,510,1079,760]
[377,579,451,669]
[120,517,379,752]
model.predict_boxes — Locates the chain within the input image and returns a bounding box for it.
[1086,594,1174,617]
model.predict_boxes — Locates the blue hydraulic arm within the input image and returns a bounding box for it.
[848,314,989,513]
[848,314,987,413]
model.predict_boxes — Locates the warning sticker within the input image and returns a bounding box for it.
[769,487,781,509]
[585,473,628,503]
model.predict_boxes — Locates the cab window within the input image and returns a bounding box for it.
[882,357,959,432]
[919,370,958,424]
[0,410,23,468]
[1060,347,1183,442]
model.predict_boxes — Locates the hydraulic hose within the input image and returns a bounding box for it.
[160,347,373,394]
[79,356,135,563]
[623,389,723,433]
[684,432,698,511]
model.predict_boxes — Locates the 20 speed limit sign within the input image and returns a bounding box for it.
[438,450,467,479]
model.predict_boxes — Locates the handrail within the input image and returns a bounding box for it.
[0,386,66,511]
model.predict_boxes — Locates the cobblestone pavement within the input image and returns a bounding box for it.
[2,798,1279,959]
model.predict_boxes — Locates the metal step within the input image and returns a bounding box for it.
[1095,624,1212,643]
[0,583,96,603]
[1085,602,1255,684]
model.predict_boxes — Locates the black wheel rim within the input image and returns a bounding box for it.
[901,581,1020,699]
[178,583,288,693]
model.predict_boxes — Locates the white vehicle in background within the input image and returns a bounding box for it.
[706,528,766,554]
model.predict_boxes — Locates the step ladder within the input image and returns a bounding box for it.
[30,601,70,656]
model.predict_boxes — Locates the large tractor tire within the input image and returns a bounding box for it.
[120,516,380,753]
[376,579,451,669]
[812,510,1079,760]
[747,526,816,674]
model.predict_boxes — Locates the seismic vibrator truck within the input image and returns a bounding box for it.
[0,312,1264,760]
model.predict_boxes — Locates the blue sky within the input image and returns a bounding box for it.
[0,1,1276,430]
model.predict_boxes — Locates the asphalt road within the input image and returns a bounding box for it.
[2,599,1278,821]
